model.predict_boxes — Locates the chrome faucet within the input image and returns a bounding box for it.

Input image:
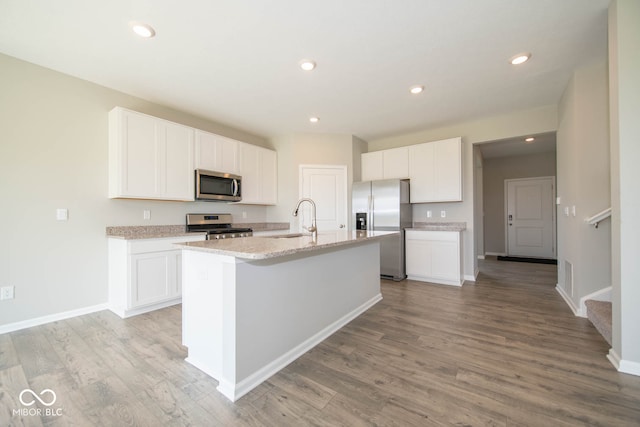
[292,198,317,239]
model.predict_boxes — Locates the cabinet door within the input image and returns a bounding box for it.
[408,142,435,202]
[238,143,277,205]
[162,121,194,200]
[238,142,260,203]
[406,237,432,278]
[434,138,462,201]
[109,107,194,201]
[130,252,173,308]
[361,152,384,181]
[174,251,183,297]
[431,240,459,281]
[111,108,159,198]
[260,148,278,205]
[383,147,409,179]
[195,131,238,174]
[409,137,461,203]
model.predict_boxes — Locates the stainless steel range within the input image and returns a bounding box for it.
[186,213,252,240]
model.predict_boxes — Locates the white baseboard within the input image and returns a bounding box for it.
[556,284,579,316]
[0,303,109,334]
[619,359,640,377]
[464,269,478,283]
[477,255,485,260]
[408,275,463,287]
[485,252,507,257]
[608,348,640,377]
[109,297,181,319]
[196,293,383,402]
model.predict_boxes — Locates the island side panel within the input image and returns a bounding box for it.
[233,240,381,396]
[181,249,236,382]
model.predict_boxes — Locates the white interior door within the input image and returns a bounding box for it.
[506,177,556,258]
[299,165,347,232]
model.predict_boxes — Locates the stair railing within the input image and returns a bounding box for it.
[585,207,611,229]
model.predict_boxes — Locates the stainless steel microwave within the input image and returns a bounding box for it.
[195,169,241,202]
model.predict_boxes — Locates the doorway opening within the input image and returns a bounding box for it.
[473,132,558,273]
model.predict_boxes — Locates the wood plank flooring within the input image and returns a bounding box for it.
[2,257,640,426]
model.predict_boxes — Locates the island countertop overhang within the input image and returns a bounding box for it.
[176,230,398,260]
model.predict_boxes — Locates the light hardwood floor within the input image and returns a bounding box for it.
[2,258,640,426]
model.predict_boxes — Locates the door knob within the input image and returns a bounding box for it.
[339,224,345,228]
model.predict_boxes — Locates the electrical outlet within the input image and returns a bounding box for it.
[427,210,432,218]
[440,210,446,218]
[0,286,15,300]
[143,210,151,220]
[242,211,247,219]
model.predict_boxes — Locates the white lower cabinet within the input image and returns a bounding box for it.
[108,235,205,318]
[405,229,463,286]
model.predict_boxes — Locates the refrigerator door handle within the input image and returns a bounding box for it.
[368,195,374,231]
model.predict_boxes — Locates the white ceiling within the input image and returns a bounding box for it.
[478,132,556,159]
[0,0,609,141]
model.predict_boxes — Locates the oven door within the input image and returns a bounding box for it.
[195,169,241,202]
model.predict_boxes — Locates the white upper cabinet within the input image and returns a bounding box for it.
[361,147,409,181]
[360,138,460,203]
[361,151,384,181]
[109,107,277,203]
[409,137,462,203]
[382,147,409,179]
[109,107,194,201]
[237,142,277,205]
[194,130,239,174]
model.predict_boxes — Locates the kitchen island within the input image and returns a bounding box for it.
[176,230,395,402]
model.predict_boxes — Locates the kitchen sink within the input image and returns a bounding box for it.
[265,233,307,239]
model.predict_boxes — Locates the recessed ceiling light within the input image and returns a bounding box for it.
[510,53,531,65]
[410,85,424,94]
[130,21,156,38]
[309,117,320,123]
[525,137,535,143]
[300,60,316,71]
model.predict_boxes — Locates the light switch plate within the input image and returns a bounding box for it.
[56,208,68,221]
[440,210,446,218]
[427,210,432,218]
[143,210,151,220]
[0,286,14,300]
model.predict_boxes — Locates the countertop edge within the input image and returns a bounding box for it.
[177,231,397,260]
[409,222,467,232]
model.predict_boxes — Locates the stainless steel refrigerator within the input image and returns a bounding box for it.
[352,179,412,281]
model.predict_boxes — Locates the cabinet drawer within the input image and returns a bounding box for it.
[128,235,205,254]
[406,230,457,242]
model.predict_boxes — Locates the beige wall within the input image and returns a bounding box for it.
[367,105,558,280]
[609,0,640,372]
[556,60,611,312]
[482,152,557,255]
[266,133,363,230]
[0,53,269,327]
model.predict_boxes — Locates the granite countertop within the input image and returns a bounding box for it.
[106,222,290,240]
[176,230,398,260]
[409,222,467,232]
[106,225,199,239]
